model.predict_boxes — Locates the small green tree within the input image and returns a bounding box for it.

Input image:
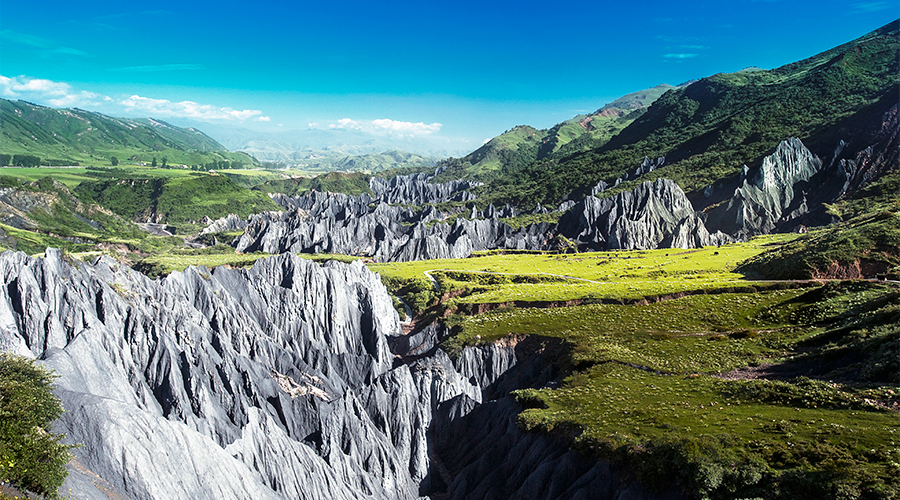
[151,157,157,167]
[161,157,167,168]
[110,156,118,166]
[0,353,72,496]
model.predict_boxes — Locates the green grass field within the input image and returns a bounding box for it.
[370,234,799,308]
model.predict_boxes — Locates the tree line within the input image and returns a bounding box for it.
[0,154,80,167]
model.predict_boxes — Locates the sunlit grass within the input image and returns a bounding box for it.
[369,234,800,304]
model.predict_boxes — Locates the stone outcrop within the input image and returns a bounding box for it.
[558,178,731,250]
[238,177,729,261]
[705,138,824,238]
[201,213,249,234]
[368,172,480,205]
[236,190,554,262]
[0,249,478,499]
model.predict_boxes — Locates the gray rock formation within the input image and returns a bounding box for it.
[236,190,554,262]
[238,176,730,261]
[0,249,481,500]
[592,156,665,195]
[558,178,731,250]
[705,138,824,238]
[368,172,481,205]
[201,213,249,234]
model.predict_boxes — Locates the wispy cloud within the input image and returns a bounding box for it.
[328,118,442,136]
[853,1,889,11]
[121,94,269,121]
[109,64,205,72]
[0,30,53,48]
[664,53,699,59]
[0,75,110,107]
[0,30,91,57]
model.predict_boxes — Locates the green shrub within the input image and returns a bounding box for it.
[0,353,72,497]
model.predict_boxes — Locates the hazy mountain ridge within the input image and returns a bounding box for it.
[192,123,470,163]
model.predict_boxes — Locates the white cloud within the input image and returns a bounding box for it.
[664,53,698,59]
[0,74,108,107]
[326,117,442,136]
[0,74,268,124]
[371,118,441,135]
[121,94,265,121]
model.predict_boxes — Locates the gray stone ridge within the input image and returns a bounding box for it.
[236,175,731,262]
[368,172,482,205]
[0,249,666,500]
[235,190,555,262]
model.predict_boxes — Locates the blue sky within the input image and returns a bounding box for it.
[1,0,897,150]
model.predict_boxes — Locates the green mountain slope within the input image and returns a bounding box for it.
[0,99,258,167]
[434,125,545,182]
[480,20,899,207]
[433,84,680,184]
[0,175,146,255]
[254,171,374,197]
[544,83,681,158]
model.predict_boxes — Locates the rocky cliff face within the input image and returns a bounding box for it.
[0,249,664,500]
[0,250,472,499]
[559,179,731,250]
[704,117,898,238]
[705,138,824,238]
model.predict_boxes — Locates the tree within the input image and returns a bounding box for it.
[110,156,119,166]
[0,154,11,166]
[11,155,41,168]
[161,157,168,168]
[151,157,157,167]
[0,353,72,496]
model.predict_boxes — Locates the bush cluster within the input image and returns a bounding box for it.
[0,353,72,497]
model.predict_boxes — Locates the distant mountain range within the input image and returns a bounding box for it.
[189,122,472,162]
[0,99,257,167]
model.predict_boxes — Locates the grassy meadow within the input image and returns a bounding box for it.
[369,234,799,308]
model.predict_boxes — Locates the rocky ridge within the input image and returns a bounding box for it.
[236,160,739,261]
